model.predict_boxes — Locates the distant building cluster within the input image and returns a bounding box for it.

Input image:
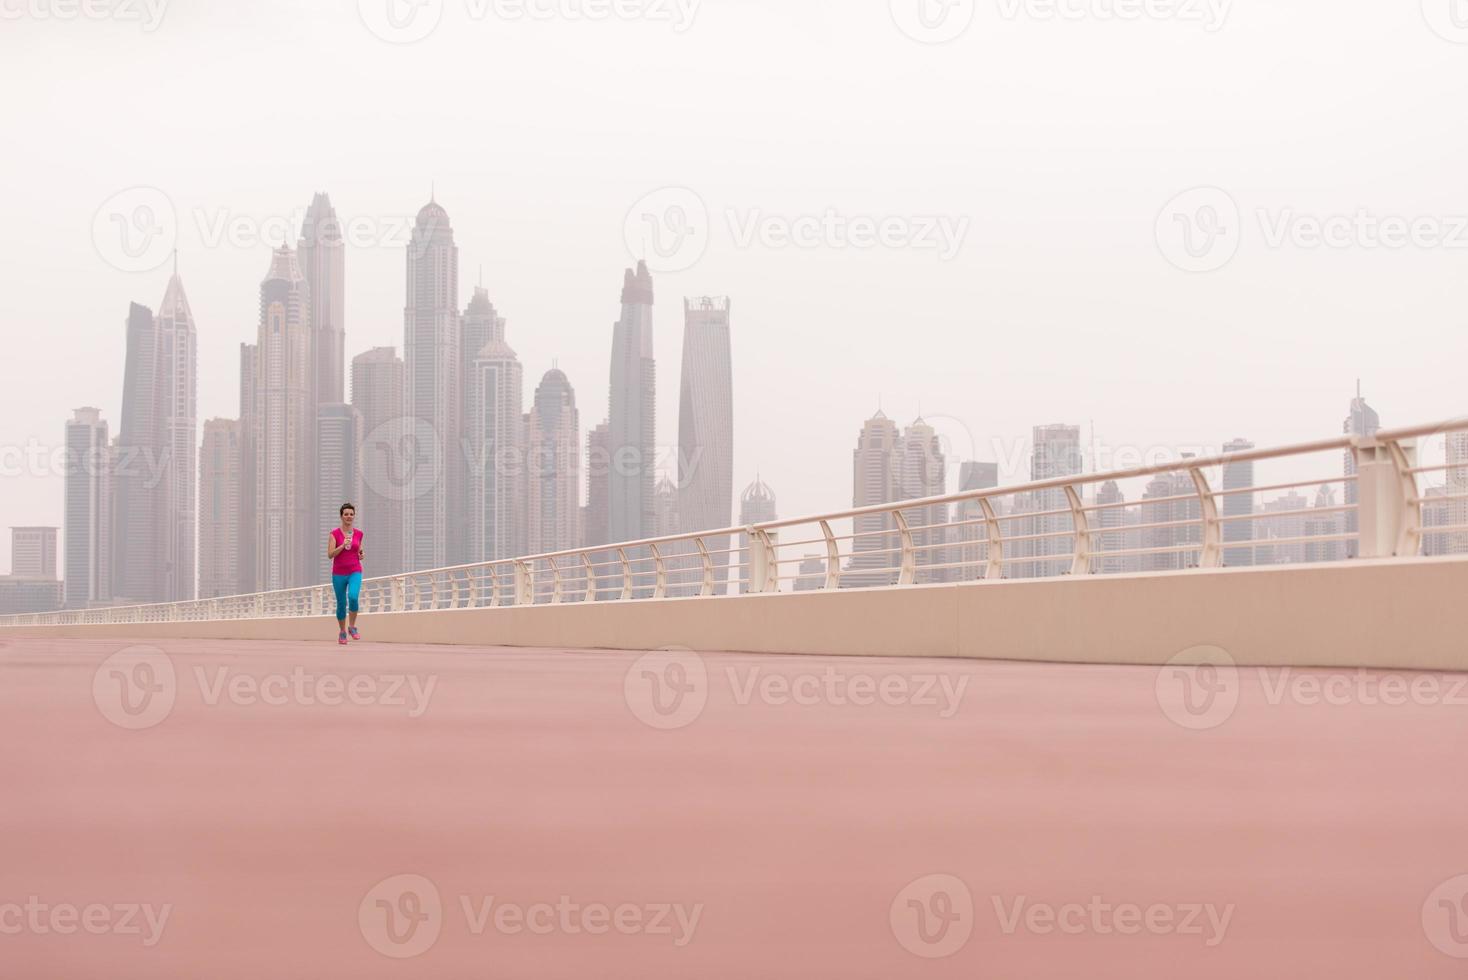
[57,193,743,605]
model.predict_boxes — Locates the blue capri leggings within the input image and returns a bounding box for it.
[332,572,362,621]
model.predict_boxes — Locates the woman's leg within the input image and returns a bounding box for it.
[333,574,349,630]
[347,572,362,629]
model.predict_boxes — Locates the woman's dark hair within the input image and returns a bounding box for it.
[340,503,356,516]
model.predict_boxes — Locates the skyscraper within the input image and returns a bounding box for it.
[1342,384,1380,558]
[317,404,363,578]
[253,246,314,592]
[461,285,511,564]
[607,261,656,544]
[1093,479,1131,575]
[1221,438,1256,567]
[11,527,58,579]
[199,418,243,599]
[352,347,406,577]
[1446,430,1468,555]
[677,296,733,592]
[403,198,459,572]
[527,368,581,556]
[64,408,110,609]
[155,269,198,601]
[112,302,162,604]
[1022,424,1083,578]
[844,411,901,588]
[299,192,346,408]
[738,477,777,594]
[585,420,614,599]
[1305,484,1345,563]
[952,460,998,580]
[898,417,948,583]
[238,342,259,595]
[467,328,524,563]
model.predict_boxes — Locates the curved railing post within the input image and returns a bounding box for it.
[694,538,714,597]
[979,497,1004,580]
[617,548,633,601]
[1187,465,1222,568]
[650,544,666,599]
[579,552,594,602]
[819,520,841,590]
[892,511,915,586]
[1064,485,1091,576]
[513,560,533,605]
[549,557,563,604]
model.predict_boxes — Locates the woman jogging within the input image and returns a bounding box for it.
[327,503,365,645]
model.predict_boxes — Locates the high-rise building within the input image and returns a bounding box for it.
[403,198,459,572]
[199,418,243,599]
[299,192,346,408]
[1342,384,1380,559]
[794,554,827,592]
[1093,479,1131,575]
[253,246,315,592]
[952,461,998,580]
[317,404,363,578]
[237,343,259,595]
[155,269,198,601]
[1139,462,1201,572]
[653,476,680,538]
[738,477,777,593]
[1446,431,1468,555]
[351,347,406,577]
[677,296,733,593]
[1422,485,1451,556]
[584,421,614,599]
[607,261,656,544]
[64,408,110,609]
[844,411,901,587]
[459,285,507,566]
[1305,484,1344,563]
[899,417,948,583]
[1014,424,1082,578]
[1221,438,1255,567]
[527,369,581,556]
[1257,490,1309,565]
[0,578,63,616]
[11,527,58,579]
[112,302,162,604]
[467,328,524,563]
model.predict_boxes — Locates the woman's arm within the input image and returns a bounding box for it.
[327,531,345,559]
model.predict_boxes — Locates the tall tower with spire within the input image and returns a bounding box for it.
[607,260,656,545]
[155,262,198,600]
[299,192,346,407]
[253,246,314,591]
[403,196,460,571]
[1342,381,1380,559]
[527,368,581,557]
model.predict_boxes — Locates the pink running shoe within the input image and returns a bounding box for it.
[338,632,349,646]
[349,627,361,641]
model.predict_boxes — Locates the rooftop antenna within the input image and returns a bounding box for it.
[430,181,436,203]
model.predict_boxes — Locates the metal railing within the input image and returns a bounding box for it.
[4,418,1466,628]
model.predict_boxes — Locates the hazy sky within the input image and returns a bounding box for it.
[2,0,1466,570]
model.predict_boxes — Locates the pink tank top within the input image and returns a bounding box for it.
[332,528,363,576]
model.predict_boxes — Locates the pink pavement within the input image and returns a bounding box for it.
[1,636,1466,978]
